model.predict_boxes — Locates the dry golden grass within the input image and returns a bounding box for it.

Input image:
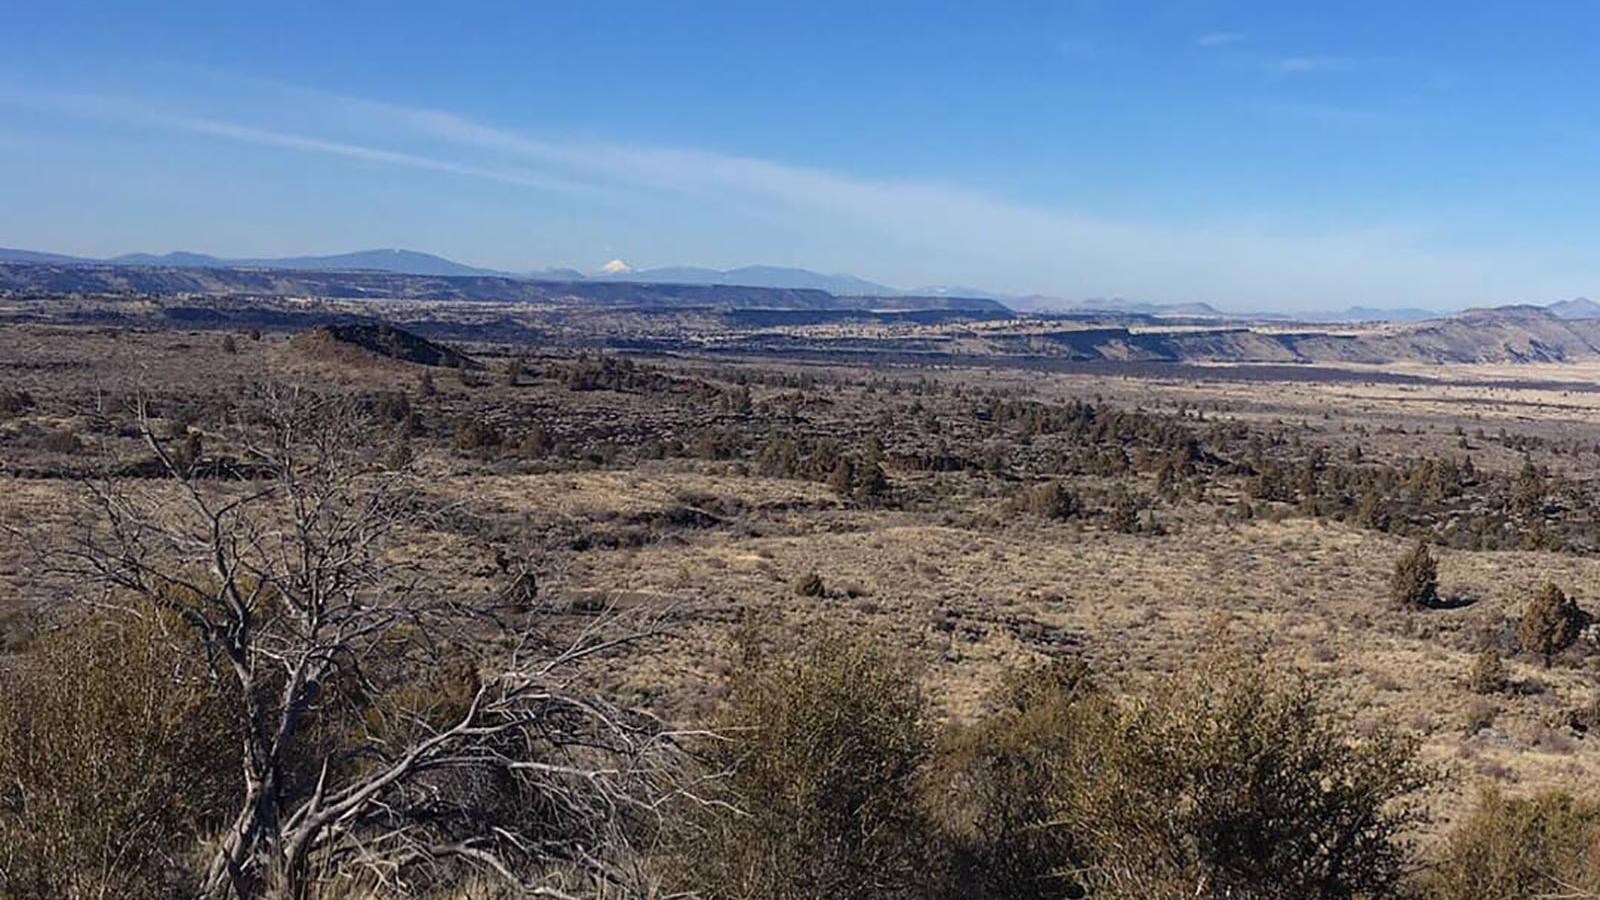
[428,466,838,520]
[10,323,1600,847]
[457,466,1600,841]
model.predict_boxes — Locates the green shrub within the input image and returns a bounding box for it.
[854,458,890,504]
[37,428,82,455]
[1519,582,1586,666]
[1469,648,1508,694]
[0,388,34,419]
[921,659,1093,900]
[1391,541,1439,609]
[0,613,242,898]
[828,457,855,496]
[1108,488,1143,534]
[1019,481,1082,521]
[452,417,503,455]
[1053,652,1431,899]
[1564,692,1600,736]
[679,637,931,900]
[505,355,527,386]
[1426,788,1600,899]
[1465,698,1499,735]
[674,635,1434,900]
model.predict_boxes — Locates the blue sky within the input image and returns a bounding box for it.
[4,2,1600,310]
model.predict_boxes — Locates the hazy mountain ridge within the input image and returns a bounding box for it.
[9,257,1600,364]
[0,247,900,294]
[104,248,505,278]
[1547,297,1600,319]
[598,264,898,296]
[3,246,1596,325]
[0,247,98,265]
[1008,294,1221,316]
[0,246,1288,316]
[0,261,1008,313]
[995,293,1441,322]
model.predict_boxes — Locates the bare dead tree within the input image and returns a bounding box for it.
[26,386,691,899]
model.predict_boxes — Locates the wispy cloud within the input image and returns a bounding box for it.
[172,116,616,197]
[0,80,1549,309]
[247,89,1521,307]
[1195,31,1245,48]
[0,88,614,199]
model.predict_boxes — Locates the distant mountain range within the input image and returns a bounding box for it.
[1308,306,1439,323]
[0,248,96,266]
[1548,297,1600,319]
[0,259,1009,315]
[1009,295,1446,322]
[0,248,506,278]
[2,245,1595,323]
[0,248,1329,320]
[591,263,901,296]
[118,249,509,278]
[1012,295,1224,317]
[0,247,906,295]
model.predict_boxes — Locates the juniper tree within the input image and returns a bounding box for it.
[1519,582,1586,666]
[1390,541,1439,609]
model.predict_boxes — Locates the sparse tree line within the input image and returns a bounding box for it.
[445,367,1600,553]
[18,351,1600,557]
